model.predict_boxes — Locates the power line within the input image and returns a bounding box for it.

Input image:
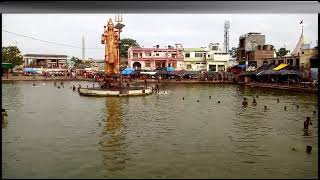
[2,30,104,50]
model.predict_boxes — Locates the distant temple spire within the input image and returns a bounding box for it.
[291,21,305,56]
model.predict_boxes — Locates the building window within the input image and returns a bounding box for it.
[187,64,192,69]
[218,65,225,71]
[145,62,150,67]
[155,53,159,56]
[195,53,203,57]
[289,59,293,66]
[145,52,151,56]
[278,60,284,64]
[208,54,210,58]
[209,65,216,71]
[185,53,190,57]
[295,59,300,66]
[133,53,139,57]
[211,46,218,51]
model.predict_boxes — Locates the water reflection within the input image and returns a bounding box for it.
[99,98,128,173]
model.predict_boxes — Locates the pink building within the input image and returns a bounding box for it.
[127,44,184,70]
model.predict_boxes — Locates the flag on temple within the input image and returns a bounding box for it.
[300,20,303,24]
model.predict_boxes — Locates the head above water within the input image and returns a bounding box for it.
[264,105,267,109]
[306,145,312,153]
[244,98,247,100]
[218,101,221,103]
[2,109,5,112]
[314,111,316,114]
[306,117,311,121]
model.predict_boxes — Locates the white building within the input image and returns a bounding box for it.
[23,54,68,68]
[206,43,230,72]
[183,43,230,72]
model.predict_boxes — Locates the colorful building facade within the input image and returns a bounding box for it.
[127,44,184,70]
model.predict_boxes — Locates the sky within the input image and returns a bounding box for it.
[2,14,318,59]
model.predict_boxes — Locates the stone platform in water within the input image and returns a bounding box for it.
[79,87,153,97]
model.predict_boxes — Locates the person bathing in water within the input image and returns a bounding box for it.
[252,98,257,106]
[2,109,8,124]
[304,117,312,130]
[242,98,248,107]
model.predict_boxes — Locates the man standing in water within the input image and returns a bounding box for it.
[252,98,257,106]
[242,98,248,107]
[304,117,312,130]
[155,82,159,93]
[2,109,8,125]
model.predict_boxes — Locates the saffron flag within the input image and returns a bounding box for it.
[300,20,303,24]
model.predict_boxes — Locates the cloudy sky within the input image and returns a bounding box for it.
[2,14,318,59]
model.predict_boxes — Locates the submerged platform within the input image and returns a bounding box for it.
[78,87,153,97]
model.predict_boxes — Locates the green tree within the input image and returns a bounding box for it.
[120,38,139,58]
[71,57,91,69]
[229,47,238,58]
[276,47,289,57]
[2,46,23,67]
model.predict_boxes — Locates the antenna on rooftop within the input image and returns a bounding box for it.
[224,20,230,53]
[82,36,85,60]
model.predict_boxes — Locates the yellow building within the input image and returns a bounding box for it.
[300,46,318,70]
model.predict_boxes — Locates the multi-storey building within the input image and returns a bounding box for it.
[237,32,277,68]
[237,32,266,65]
[184,43,230,72]
[206,43,230,72]
[183,48,207,71]
[127,44,184,70]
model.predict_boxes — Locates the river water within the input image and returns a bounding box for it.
[2,81,318,178]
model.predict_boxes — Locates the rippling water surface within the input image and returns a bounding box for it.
[2,81,318,178]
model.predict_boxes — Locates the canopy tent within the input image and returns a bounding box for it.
[24,68,37,73]
[2,63,14,69]
[273,63,288,71]
[257,69,300,76]
[239,71,257,76]
[140,71,157,75]
[156,70,170,75]
[234,64,246,69]
[121,67,135,76]
[167,67,175,72]
[169,70,185,76]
